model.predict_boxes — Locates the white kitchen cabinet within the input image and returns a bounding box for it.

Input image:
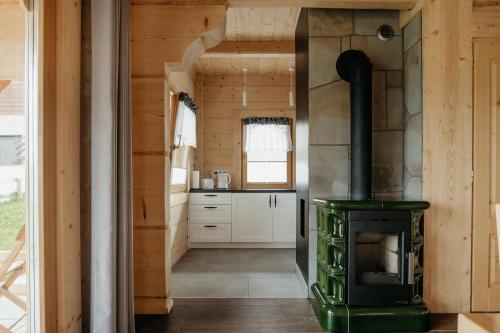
[190,192,231,205]
[189,192,232,242]
[231,193,274,242]
[189,191,296,245]
[189,204,231,224]
[190,223,231,243]
[272,193,296,242]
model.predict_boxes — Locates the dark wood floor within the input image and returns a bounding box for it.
[135,299,458,333]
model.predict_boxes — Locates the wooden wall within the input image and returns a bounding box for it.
[170,192,189,266]
[195,74,296,189]
[131,3,225,314]
[132,76,171,314]
[40,0,82,331]
[474,0,500,11]
[420,0,500,313]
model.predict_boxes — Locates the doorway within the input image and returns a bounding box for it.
[130,3,306,305]
[168,5,305,296]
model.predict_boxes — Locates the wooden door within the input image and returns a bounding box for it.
[231,193,273,242]
[272,193,296,243]
[472,40,500,311]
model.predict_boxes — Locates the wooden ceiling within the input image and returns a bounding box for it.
[225,7,301,41]
[194,56,294,75]
[194,7,299,75]
[188,0,418,75]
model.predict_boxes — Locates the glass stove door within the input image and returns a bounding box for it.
[347,211,412,306]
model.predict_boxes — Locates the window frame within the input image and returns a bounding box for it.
[169,91,191,193]
[241,119,293,189]
[26,0,41,330]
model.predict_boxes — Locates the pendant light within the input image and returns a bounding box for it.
[242,68,248,108]
[288,66,295,107]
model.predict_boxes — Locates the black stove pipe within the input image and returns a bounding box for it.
[336,50,373,201]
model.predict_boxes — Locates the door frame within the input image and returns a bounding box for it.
[472,39,500,311]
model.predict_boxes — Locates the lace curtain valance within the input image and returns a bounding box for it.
[242,117,292,153]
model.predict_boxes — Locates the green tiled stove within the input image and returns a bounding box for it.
[311,199,430,333]
[307,50,431,332]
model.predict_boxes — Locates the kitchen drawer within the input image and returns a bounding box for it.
[190,223,231,242]
[190,192,231,205]
[189,204,231,224]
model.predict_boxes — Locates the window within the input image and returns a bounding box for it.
[246,151,288,184]
[171,145,190,190]
[171,167,187,186]
[242,118,293,188]
[0,1,40,331]
[169,92,196,192]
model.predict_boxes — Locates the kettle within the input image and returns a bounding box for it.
[215,170,231,189]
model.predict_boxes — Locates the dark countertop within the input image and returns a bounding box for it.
[190,188,296,193]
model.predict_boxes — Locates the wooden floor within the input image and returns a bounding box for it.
[135,299,458,333]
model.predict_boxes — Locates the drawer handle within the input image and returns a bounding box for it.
[204,225,217,228]
[204,206,218,209]
[204,194,218,197]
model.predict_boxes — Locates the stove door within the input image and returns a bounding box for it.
[347,210,412,306]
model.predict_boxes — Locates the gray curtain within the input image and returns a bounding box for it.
[90,0,134,332]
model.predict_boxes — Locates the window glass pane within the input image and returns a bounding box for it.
[355,232,401,285]
[247,162,287,183]
[0,3,31,331]
[247,151,287,162]
[171,167,187,186]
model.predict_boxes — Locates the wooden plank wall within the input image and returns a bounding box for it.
[170,192,190,266]
[195,74,296,189]
[131,3,225,313]
[41,0,58,330]
[54,0,82,329]
[132,76,171,314]
[39,0,82,330]
[421,0,500,313]
[474,0,500,11]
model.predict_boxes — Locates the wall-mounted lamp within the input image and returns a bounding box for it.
[242,68,248,108]
[289,67,295,107]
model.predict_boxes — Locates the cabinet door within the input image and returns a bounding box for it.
[232,193,273,242]
[272,193,296,242]
[472,40,500,311]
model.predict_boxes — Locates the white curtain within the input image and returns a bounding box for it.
[243,123,292,153]
[174,101,197,148]
[91,0,135,332]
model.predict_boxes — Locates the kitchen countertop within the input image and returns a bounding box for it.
[190,188,296,193]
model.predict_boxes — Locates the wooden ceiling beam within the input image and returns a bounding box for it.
[227,0,418,9]
[204,41,294,58]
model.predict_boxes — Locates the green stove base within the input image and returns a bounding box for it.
[311,283,430,333]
